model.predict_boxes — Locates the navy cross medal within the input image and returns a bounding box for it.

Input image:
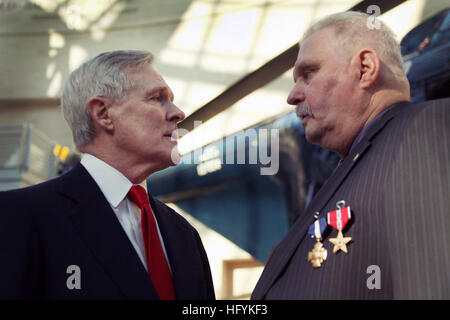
[307,217,328,268]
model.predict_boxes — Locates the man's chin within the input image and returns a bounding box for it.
[305,130,319,145]
[170,146,182,165]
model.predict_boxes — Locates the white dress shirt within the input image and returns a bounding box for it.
[80,153,171,273]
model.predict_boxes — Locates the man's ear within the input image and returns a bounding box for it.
[86,97,114,132]
[356,49,380,90]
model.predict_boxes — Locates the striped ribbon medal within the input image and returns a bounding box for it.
[307,217,328,268]
[327,201,352,254]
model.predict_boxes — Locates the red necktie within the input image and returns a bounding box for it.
[127,185,175,300]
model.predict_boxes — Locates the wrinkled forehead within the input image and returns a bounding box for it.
[126,63,166,86]
[126,63,174,99]
[299,27,336,55]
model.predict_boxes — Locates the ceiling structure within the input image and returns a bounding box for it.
[0,0,447,152]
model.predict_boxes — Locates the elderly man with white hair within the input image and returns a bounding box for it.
[252,11,450,299]
[0,50,215,300]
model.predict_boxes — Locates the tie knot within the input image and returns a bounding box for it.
[128,185,149,207]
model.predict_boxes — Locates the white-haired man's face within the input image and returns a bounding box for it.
[108,63,185,173]
[287,27,367,157]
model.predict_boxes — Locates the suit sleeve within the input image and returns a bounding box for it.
[385,99,450,299]
[0,190,42,299]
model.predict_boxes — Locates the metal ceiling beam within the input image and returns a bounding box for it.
[178,0,407,131]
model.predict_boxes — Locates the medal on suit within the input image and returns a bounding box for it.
[307,217,328,268]
[328,201,352,253]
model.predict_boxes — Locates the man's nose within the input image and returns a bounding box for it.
[168,102,185,123]
[287,83,305,106]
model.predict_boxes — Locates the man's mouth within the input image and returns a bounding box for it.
[164,129,179,141]
[296,104,313,120]
[299,114,309,120]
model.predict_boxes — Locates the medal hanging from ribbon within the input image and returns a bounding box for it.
[327,201,352,253]
[307,217,328,268]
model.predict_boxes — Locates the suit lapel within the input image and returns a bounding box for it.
[253,101,411,299]
[252,143,368,298]
[57,164,158,299]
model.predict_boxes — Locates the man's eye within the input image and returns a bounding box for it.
[303,68,317,80]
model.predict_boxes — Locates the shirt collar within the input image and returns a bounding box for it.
[80,153,147,208]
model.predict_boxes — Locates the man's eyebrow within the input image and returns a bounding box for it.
[144,86,165,96]
[145,86,174,101]
[293,60,319,80]
[296,60,319,72]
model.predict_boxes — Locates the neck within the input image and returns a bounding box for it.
[82,141,156,184]
[335,88,410,159]
[362,89,410,128]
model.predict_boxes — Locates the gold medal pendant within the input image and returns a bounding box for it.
[308,238,327,268]
[329,230,352,253]
[307,217,328,268]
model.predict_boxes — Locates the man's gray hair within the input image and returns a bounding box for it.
[61,50,154,150]
[302,11,404,71]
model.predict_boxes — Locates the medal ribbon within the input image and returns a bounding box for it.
[327,206,351,231]
[308,217,328,238]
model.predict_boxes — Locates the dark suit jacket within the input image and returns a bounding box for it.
[252,98,450,299]
[0,163,215,299]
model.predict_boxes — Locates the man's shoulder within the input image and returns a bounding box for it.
[398,97,450,120]
[415,97,450,120]
[382,98,449,137]
[420,97,450,108]
[396,98,449,133]
[0,164,90,212]
[0,176,58,201]
[0,177,62,223]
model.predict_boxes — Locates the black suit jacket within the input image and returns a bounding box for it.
[0,163,215,299]
[252,98,450,299]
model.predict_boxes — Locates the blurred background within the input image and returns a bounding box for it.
[1,0,449,299]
